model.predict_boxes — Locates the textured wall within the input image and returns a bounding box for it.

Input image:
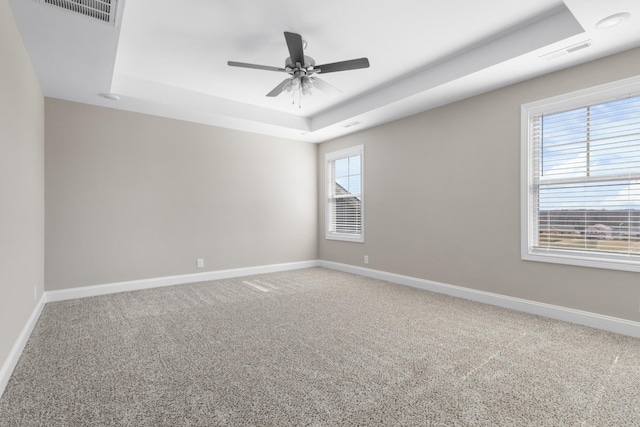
[45,99,317,291]
[0,2,45,375]
[318,47,640,322]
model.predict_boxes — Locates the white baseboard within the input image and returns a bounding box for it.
[0,294,46,398]
[46,260,320,303]
[319,260,640,339]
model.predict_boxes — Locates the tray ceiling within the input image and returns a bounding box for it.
[9,0,640,142]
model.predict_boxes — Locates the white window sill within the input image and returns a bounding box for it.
[326,233,364,243]
[523,248,640,273]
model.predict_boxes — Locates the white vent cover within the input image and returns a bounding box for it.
[341,121,363,128]
[37,0,117,25]
[540,40,592,60]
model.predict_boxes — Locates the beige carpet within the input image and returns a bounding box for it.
[1,267,639,426]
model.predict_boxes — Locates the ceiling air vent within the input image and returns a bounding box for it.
[566,41,592,53]
[341,121,362,128]
[540,40,592,61]
[37,0,118,25]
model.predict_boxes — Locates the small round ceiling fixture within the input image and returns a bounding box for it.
[99,93,120,101]
[595,12,630,29]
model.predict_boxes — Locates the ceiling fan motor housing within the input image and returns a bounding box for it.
[285,55,316,72]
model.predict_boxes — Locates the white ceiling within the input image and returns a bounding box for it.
[9,0,640,142]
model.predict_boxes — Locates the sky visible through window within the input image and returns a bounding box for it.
[334,155,361,197]
[539,95,640,211]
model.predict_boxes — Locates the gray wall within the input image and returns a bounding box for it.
[0,2,45,371]
[45,99,317,291]
[319,47,640,323]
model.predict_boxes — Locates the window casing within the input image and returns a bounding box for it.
[521,76,640,272]
[326,146,364,242]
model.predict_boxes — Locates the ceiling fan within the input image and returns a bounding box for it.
[228,32,370,104]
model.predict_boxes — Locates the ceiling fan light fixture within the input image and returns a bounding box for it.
[301,76,315,93]
[596,12,630,29]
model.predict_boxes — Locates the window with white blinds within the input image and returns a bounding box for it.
[522,76,640,272]
[326,146,364,242]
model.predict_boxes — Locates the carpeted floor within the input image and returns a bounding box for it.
[1,267,639,426]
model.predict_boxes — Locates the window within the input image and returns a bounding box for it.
[522,76,640,272]
[326,145,364,242]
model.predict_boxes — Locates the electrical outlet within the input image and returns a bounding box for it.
[364,255,369,264]
[197,258,204,268]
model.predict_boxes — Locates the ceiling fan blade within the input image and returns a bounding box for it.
[284,32,305,66]
[315,58,370,74]
[266,79,292,97]
[312,77,342,96]
[228,61,285,72]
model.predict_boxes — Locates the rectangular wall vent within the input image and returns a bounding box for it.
[540,40,592,61]
[341,121,363,128]
[38,0,117,25]
[565,41,592,53]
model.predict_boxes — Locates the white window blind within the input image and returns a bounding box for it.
[326,146,364,242]
[522,76,640,271]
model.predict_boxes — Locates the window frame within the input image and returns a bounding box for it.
[521,75,640,272]
[325,145,365,243]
